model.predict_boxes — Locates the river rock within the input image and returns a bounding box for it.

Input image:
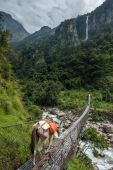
[50,109,66,117]
[68,111,72,114]
[103,124,113,133]
[108,134,113,143]
[64,122,70,128]
[88,117,92,121]
[93,163,99,170]
[66,120,71,124]
[99,152,105,157]
[60,117,64,121]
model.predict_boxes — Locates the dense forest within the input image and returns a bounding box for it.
[14,25,113,106]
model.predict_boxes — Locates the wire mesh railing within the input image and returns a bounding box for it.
[0,120,38,170]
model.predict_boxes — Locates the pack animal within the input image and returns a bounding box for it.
[30,117,61,166]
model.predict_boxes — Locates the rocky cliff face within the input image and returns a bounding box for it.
[10,0,113,50]
[55,19,79,46]
[88,0,113,35]
[0,11,30,42]
[59,0,113,41]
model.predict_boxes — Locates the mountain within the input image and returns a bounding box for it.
[8,0,113,50]
[12,26,56,50]
[14,0,113,106]
[76,0,113,39]
[0,11,30,42]
[89,0,113,34]
[15,0,113,51]
[55,19,79,47]
[12,20,80,52]
[54,0,113,41]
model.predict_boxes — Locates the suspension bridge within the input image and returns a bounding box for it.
[0,94,91,170]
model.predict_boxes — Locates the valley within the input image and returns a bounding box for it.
[0,0,113,169]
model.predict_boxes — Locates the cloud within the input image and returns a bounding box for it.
[0,0,105,33]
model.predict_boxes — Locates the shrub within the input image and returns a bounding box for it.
[93,149,99,157]
[90,110,101,122]
[23,80,63,106]
[28,105,42,119]
[82,128,108,149]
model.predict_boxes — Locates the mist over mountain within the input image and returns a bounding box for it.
[10,0,113,51]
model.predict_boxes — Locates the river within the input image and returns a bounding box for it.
[42,111,113,170]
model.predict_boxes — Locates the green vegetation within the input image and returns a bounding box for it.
[22,80,63,107]
[0,81,29,126]
[0,17,42,169]
[28,104,42,119]
[93,149,99,158]
[66,155,93,170]
[82,128,108,149]
[1,1,113,169]
[59,89,87,110]
[0,19,29,126]
[58,89,113,112]
[14,23,113,109]
[0,124,32,170]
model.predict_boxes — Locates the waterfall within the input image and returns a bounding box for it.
[86,16,89,41]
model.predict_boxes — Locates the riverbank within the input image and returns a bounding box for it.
[42,106,113,170]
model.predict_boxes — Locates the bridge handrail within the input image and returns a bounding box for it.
[0,120,39,129]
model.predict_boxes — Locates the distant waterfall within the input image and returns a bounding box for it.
[85,16,89,41]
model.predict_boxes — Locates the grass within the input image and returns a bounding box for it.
[59,89,113,111]
[0,78,42,169]
[0,80,29,127]
[59,89,87,110]
[0,124,32,170]
[65,156,93,170]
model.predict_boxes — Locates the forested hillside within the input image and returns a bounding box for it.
[15,24,113,106]
[0,20,29,125]
[0,15,42,169]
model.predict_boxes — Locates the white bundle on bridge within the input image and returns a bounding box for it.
[33,120,50,130]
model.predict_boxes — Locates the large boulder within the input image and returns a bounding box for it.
[108,134,113,143]
[103,124,113,133]
[99,152,105,157]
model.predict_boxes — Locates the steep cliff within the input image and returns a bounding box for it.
[55,19,79,46]
[61,0,113,40]
[76,0,113,39]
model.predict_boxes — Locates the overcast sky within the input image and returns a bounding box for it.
[0,0,105,33]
